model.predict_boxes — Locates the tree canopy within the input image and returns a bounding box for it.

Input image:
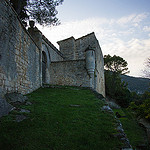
[104,54,131,107]
[9,0,64,26]
[104,54,130,75]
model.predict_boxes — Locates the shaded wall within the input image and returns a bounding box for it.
[41,36,64,84]
[57,37,75,60]
[57,33,105,97]
[0,0,41,96]
[28,27,64,85]
[42,36,64,62]
[50,60,90,87]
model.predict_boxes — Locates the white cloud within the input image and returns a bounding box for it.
[143,26,150,32]
[118,28,134,36]
[102,38,150,77]
[117,13,148,26]
[117,14,136,25]
[132,13,148,23]
[38,13,150,77]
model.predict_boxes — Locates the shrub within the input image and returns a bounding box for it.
[129,98,150,121]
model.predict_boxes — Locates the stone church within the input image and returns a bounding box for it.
[0,0,105,101]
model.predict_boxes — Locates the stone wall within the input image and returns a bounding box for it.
[0,0,105,98]
[41,36,64,84]
[58,33,97,60]
[94,41,105,96]
[28,25,64,85]
[0,0,41,96]
[42,36,64,62]
[50,60,90,87]
[57,33,105,97]
[57,37,76,60]
[75,32,96,59]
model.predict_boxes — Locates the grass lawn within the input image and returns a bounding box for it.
[113,108,149,149]
[0,87,122,150]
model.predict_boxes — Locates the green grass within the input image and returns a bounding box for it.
[113,108,149,149]
[0,87,122,150]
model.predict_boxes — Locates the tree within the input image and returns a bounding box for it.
[143,57,150,78]
[104,54,130,75]
[104,54,131,107]
[10,0,28,23]
[9,0,64,26]
[129,92,150,121]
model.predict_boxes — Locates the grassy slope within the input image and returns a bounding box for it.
[0,87,122,150]
[113,109,149,149]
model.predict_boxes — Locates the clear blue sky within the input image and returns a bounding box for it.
[39,0,150,77]
[57,0,150,21]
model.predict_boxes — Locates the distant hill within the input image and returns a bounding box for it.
[121,75,150,94]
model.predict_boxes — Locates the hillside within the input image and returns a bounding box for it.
[121,75,150,94]
[0,87,122,150]
[0,86,149,149]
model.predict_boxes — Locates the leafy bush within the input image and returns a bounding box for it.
[139,99,150,120]
[128,102,138,111]
[129,98,150,121]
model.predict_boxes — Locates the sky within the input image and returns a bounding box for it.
[38,0,150,77]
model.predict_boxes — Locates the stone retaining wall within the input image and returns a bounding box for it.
[0,0,41,96]
[50,60,90,87]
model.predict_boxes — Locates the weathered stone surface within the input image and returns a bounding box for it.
[102,105,113,112]
[113,133,126,138]
[0,0,106,118]
[0,96,13,118]
[42,35,64,62]
[25,101,32,105]
[16,114,27,122]
[5,93,28,104]
[108,101,121,109]
[50,60,90,87]
[121,138,132,148]
[20,109,30,113]
[0,0,105,98]
[116,125,124,133]
[114,117,132,149]
[0,0,41,96]
[91,89,104,100]
[101,106,133,150]
[57,33,105,97]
